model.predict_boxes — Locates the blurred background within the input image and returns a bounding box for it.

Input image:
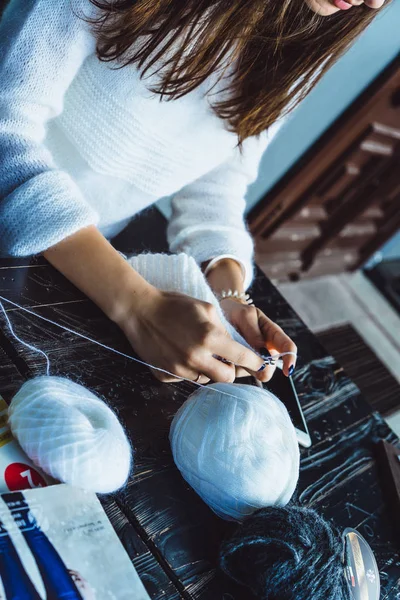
[246,1,400,427]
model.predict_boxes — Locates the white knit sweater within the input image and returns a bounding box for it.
[0,0,283,288]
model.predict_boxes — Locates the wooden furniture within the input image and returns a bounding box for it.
[0,210,400,599]
[249,56,400,282]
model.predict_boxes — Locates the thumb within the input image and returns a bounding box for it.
[235,306,264,349]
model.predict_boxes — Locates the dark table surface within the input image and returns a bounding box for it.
[0,208,399,600]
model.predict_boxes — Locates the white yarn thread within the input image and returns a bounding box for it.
[0,254,300,505]
[0,300,50,376]
[170,383,300,521]
[8,376,132,494]
[0,294,296,404]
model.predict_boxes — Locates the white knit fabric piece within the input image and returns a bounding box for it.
[170,383,300,521]
[0,0,284,286]
[128,252,251,348]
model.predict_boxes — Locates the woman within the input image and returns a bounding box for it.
[0,0,388,384]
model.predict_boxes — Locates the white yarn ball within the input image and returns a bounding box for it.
[8,377,132,494]
[170,383,300,521]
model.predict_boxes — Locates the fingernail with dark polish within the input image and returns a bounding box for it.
[288,365,295,376]
[258,362,267,372]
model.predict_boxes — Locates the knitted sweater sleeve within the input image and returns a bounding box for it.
[0,0,98,257]
[167,122,283,289]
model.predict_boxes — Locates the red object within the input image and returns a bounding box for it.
[4,463,47,491]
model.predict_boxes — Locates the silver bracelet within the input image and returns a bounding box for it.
[218,289,254,305]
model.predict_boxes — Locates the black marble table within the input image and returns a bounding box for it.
[0,208,399,599]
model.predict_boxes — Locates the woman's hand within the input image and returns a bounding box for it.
[204,257,296,382]
[220,297,297,382]
[120,288,267,383]
[45,228,266,384]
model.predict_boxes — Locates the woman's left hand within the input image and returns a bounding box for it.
[205,257,297,381]
[220,297,297,382]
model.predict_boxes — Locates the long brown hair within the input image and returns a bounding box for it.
[86,0,385,142]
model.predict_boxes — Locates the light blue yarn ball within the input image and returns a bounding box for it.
[9,376,132,494]
[170,383,300,521]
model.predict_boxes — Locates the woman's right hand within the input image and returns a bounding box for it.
[119,287,266,383]
[44,226,264,384]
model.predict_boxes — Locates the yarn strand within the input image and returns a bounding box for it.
[0,295,295,402]
[0,300,50,376]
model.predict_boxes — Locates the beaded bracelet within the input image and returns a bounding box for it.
[218,289,254,305]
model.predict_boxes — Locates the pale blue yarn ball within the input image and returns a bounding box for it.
[170,383,300,521]
[9,376,132,494]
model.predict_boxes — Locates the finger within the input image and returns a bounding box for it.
[234,305,264,349]
[150,365,209,385]
[195,353,237,383]
[364,0,386,8]
[256,362,277,383]
[258,314,297,377]
[194,374,211,385]
[150,367,181,383]
[237,360,277,383]
[212,334,265,373]
[235,365,253,378]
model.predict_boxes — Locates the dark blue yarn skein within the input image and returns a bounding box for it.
[219,506,352,600]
